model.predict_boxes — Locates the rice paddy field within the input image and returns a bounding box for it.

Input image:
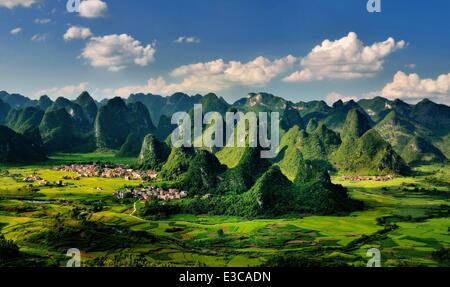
[1,153,449,267]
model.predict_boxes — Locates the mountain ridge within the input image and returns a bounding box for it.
[0,90,448,168]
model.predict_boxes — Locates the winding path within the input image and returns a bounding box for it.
[129,200,146,221]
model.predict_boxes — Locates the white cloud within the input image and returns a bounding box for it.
[35,82,89,98]
[380,71,450,104]
[175,36,201,44]
[64,26,93,41]
[0,0,37,9]
[79,0,108,18]
[113,55,296,96]
[325,92,358,106]
[114,77,169,97]
[284,32,406,82]
[171,55,296,86]
[10,27,22,35]
[31,33,48,42]
[81,34,156,72]
[34,18,51,24]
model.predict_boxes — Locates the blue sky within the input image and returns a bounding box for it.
[0,0,449,104]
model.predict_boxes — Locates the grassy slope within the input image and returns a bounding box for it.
[215,147,246,169]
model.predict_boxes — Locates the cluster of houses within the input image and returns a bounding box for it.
[22,174,66,187]
[23,174,43,183]
[55,164,158,181]
[113,186,188,201]
[341,175,395,182]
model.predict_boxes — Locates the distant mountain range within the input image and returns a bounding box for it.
[0,90,449,171]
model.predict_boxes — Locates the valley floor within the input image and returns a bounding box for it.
[0,153,449,267]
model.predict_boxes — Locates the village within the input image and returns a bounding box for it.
[55,164,158,181]
[341,175,395,182]
[21,165,186,201]
[22,174,68,187]
[113,186,188,201]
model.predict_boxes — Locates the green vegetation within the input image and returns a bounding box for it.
[401,136,447,165]
[340,109,372,140]
[155,115,176,141]
[160,147,195,180]
[95,97,154,150]
[128,92,201,125]
[217,147,270,194]
[321,100,371,131]
[137,134,170,170]
[0,234,19,263]
[277,124,340,178]
[333,129,410,175]
[0,126,46,163]
[38,95,53,111]
[296,100,331,118]
[0,92,449,267]
[39,108,94,153]
[0,99,11,124]
[49,97,91,130]
[333,110,410,175]
[117,133,143,157]
[48,152,136,166]
[74,91,98,125]
[0,154,450,266]
[375,111,447,165]
[181,150,226,196]
[234,166,295,217]
[357,97,390,119]
[215,146,246,169]
[5,107,44,134]
[1,156,448,267]
[236,93,304,131]
[196,93,229,116]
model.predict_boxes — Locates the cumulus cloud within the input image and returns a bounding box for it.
[325,92,358,106]
[380,71,450,104]
[10,27,22,35]
[113,55,296,96]
[35,82,89,98]
[284,32,406,82]
[34,18,51,24]
[174,36,201,44]
[171,55,296,86]
[64,26,93,41]
[79,0,108,18]
[81,34,156,72]
[0,0,37,9]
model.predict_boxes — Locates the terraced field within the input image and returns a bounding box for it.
[1,154,449,267]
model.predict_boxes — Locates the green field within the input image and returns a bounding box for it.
[1,154,449,267]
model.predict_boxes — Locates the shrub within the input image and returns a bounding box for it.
[0,234,20,261]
